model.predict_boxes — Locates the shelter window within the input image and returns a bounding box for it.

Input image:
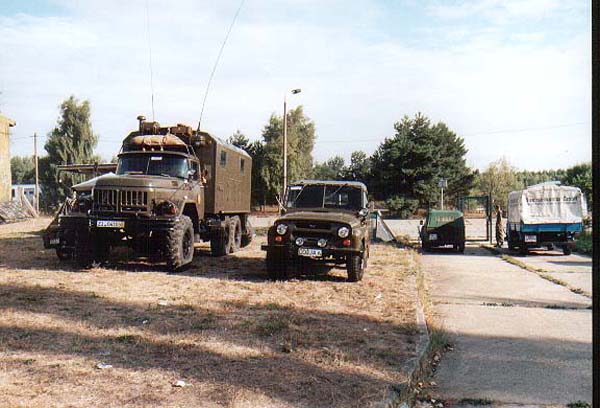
[220,151,227,167]
[240,158,245,172]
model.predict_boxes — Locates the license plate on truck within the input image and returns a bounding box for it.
[97,220,125,228]
[49,238,60,245]
[298,248,322,257]
[524,234,537,243]
[429,233,437,240]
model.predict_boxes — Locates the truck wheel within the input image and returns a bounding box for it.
[519,245,528,256]
[346,254,365,282]
[74,233,94,268]
[165,215,195,270]
[230,216,242,253]
[508,239,516,250]
[94,239,111,265]
[457,242,465,253]
[562,246,572,256]
[211,217,232,257]
[241,218,254,248]
[266,250,288,280]
[56,247,72,261]
[422,243,430,253]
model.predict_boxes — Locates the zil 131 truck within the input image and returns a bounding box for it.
[43,116,253,269]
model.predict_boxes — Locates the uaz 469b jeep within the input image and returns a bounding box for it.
[261,180,370,282]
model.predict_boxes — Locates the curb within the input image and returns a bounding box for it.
[379,274,431,408]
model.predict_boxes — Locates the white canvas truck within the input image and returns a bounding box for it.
[507,182,588,255]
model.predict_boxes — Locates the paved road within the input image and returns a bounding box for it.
[420,246,592,406]
[506,248,592,295]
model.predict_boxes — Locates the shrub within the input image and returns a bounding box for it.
[576,231,592,255]
[385,195,419,219]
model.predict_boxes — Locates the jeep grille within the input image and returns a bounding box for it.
[93,189,149,213]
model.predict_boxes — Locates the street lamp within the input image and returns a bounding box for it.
[283,88,302,197]
[438,178,448,210]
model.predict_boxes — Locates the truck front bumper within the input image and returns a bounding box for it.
[261,243,363,258]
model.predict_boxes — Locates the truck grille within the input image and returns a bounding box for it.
[93,189,149,213]
[295,222,331,231]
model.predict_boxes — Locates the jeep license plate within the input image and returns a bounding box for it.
[49,238,60,245]
[524,234,537,243]
[298,248,322,257]
[97,220,125,228]
[428,233,437,241]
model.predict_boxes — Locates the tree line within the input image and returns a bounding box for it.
[11,96,592,215]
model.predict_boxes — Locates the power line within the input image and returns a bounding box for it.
[197,0,246,132]
[314,121,590,144]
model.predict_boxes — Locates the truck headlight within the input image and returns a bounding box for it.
[276,224,288,235]
[155,200,177,215]
[337,226,350,238]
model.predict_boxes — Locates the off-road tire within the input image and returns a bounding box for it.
[458,242,465,253]
[562,246,572,256]
[165,215,195,270]
[211,217,232,257]
[346,254,365,282]
[93,239,111,265]
[266,250,288,280]
[508,239,516,250]
[241,218,254,248]
[74,232,94,268]
[519,245,528,256]
[547,244,554,251]
[56,247,72,261]
[230,216,242,253]
[422,243,430,252]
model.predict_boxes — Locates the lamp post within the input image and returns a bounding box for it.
[283,88,301,197]
[438,178,448,210]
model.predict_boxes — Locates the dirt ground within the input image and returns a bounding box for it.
[0,218,419,408]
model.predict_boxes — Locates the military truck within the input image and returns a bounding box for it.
[43,116,253,269]
[507,182,587,255]
[261,180,370,282]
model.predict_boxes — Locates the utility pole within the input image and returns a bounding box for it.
[282,88,301,198]
[283,95,287,198]
[33,132,39,213]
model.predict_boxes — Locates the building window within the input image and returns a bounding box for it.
[240,158,245,172]
[220,150,227,166]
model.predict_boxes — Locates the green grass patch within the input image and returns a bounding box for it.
[567,401,591,408]
[458,397,493,405]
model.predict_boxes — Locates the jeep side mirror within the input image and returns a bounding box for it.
[358,208,369,217]
[187,169,197,180]
[419,219,424,226]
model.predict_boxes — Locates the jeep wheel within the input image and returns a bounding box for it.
[562,246,572,256]
[230,216,242,253]
[165,215,195,270]
[346,254,365,282]
[211,217,232,257]
[457,242,465,253]
[266,250,288,280]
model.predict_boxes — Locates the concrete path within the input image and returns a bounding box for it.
[421,246,592,406]
[504,248,592,296]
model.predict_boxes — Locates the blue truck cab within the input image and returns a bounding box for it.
[506,182,587,255]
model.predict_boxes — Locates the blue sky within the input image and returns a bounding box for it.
[0,0,591,170]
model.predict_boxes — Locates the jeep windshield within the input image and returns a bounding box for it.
[116,154,189,179]
[286,184,363,211]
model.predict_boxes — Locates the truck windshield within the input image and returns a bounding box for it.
[286,184,363,210]
[116,154,189,179]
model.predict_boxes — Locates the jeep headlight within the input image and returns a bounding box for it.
[337,226,350,238]
[276,223,288,235]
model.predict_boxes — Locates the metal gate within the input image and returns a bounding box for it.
[458,195,492,243]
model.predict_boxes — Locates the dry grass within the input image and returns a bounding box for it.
[0,218,419,408]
